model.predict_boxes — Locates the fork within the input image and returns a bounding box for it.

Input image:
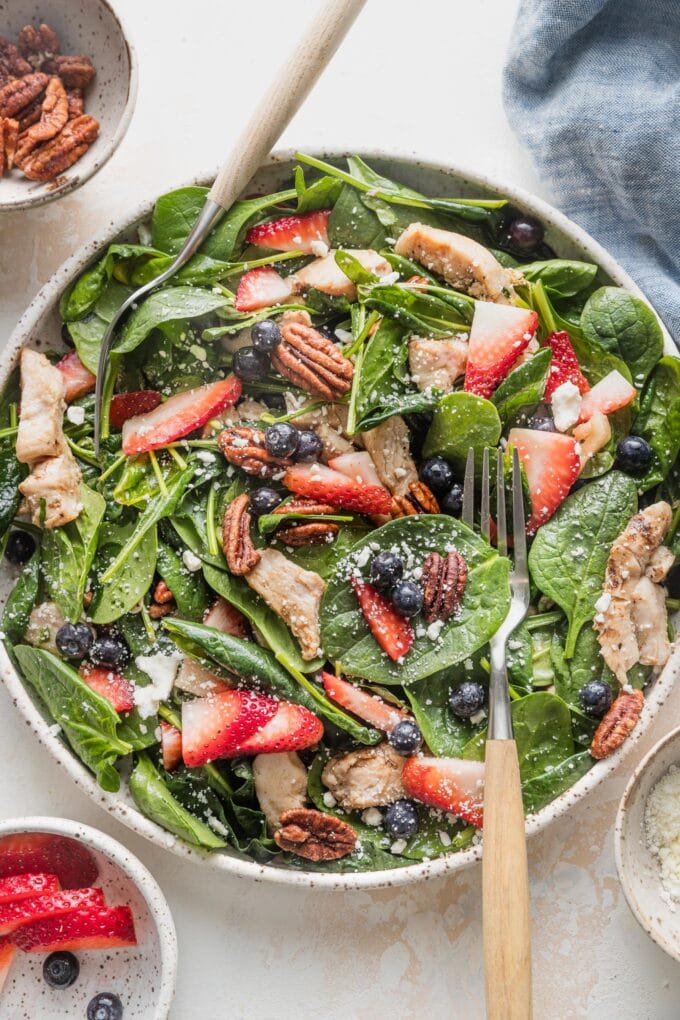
[463,447,533,1020]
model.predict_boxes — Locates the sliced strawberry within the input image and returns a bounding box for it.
[401,755,485,827]
[543,330,590,399]
[321,672,407,732]
[0,887,103,936]
[508,427,580,533]
[56,349,96,402]
[121,375,241,455]
[0,835,98,889]
[109,389,162,428]
[160,721,182,772]
[235,701,323,756]
[79,665,134,713]
[350,579,414,661]
[14,904,136,953]
[283,463,392,515]
[328,451,383,488]
[234,266,295,312]
[464,303,538,398]
[246,209,331,254]
[181,689,278,767]
[203,597,249,638]
[0,874,60,906]
[578,369,637,423]
[0,939,15,993]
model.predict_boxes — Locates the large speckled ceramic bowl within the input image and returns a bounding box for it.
[0,817,176,1018]
[0,0,137,210]
[1,150,678,890]
[615,726,680,963]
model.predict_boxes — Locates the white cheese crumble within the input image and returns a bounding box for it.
[645,764,680,906]
[133,651,183,718]
[551,381,582,432]
[322,791,337,809]
[310,239,329,257]
[196,450,216,464]
[594,592,612,614]
[182,549,202,573]
[66,405,85,425]
[390,838,407,854]
[362,807,383,827]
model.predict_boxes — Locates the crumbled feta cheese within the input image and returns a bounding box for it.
[133,651,183,718]
[438,830,452,847]
[310,239,329,257]
[594,592,612,613]
[470,708,487,726]
[322,791,337,809]
[426,620,445,641]
[551,381,582,432]
[379,270,400,285]
[390,838,408,854]
[66,405,86,425]
[362,808,383,827]
[196,450,216,464]
[334,327,354,343]
[645,764,680,905]
[182,549,202,573]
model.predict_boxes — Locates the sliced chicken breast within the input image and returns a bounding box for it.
[321,743,406,811]
[19,448,82,528]
[253,752,308,833]
[408,336,468,393]
[16,348,67,463]
[292,249,392,300]
[361,415,418,497]
[244,548,325,661]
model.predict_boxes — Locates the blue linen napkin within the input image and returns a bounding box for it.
[503,0,680,342]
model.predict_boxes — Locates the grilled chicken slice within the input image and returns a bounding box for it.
[408,336,468,393]
[244,548,325,661]
[174,657,230,697]
[16,348,67,463]
[631,576,671,667]
[19,448,82,528]
[24,601,68,655]
[646,545,675,584]
[284,396,356,462]
[253,752,308,833]
[395,223,520,303]
[291,249,392,300]
[321,743,406,810]
[361,416,418,498]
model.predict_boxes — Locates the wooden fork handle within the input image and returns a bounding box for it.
[208,0,366,210]
[483,739,533,1020]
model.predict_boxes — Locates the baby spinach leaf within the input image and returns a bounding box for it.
[633,356,680,491]
[200,189,296,261]
[128,754,227,850]
[581,287,664,390]
[156,541,210,620]
[2,549,40,646]
[67,279,134,373]
[151,186,209,255]
[60,244,164,321]
[320,515,511,684]
[521,751,593,814]
[89,519,157,625]
[528,472,638,656]
[328,183,386,249]
[41,483,106,623]
[293,166,342,213]
[113,287,229,356]
[360,282,471,336]
[257,510,352,536]
[14,646,131,791]
[520,259,597,299]
[491,348,551,428]
[405,667,485,756]
[423,392,502,470]
[0,446,24,540]
[282,522,370,580]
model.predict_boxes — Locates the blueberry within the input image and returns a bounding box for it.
[501,214,544,252]
[249,487,282,516]
[294,429,323,462]
[370,551,403,591]
[615,436,653,474]
[384,799,419,839]
[251,318,282,353]
[579,679,613,718]
[388,719,423,756]
[43,951,79,989]
[419,457,454,495]
[4,530,36,565]
[55,622,93,661]
[449,680,485,720]
[232,346,270,383]
[528,415,556,432]
[90,635,129,669]
[390,581,423,618]
[87,993,123,1020]
[440,483,464,517]
[265,422,300,459]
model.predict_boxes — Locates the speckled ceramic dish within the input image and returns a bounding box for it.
[615,726,680,962]
[0,817,177,1017]
[1,150,678,889]
[0,0,137,211]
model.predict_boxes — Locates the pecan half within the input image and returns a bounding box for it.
[0,72,48,118]
[421,550,468,623]
[17,95,43,131]
[43,54,95,89]
[148,601,175,620]
[391,481,440,517]
[277,521,339,547]
[217,426,292,478]
[272,320,354,400]
[153,579,174,605]
[222,493,261,575]
[20,114,99,182]
[272,498,337,516]
[18,23,60,61]
[15,76,68,164]
[0,36,32,78]
[590,689,644,760]
[274,808,357,861]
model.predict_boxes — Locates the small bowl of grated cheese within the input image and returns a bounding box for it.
[615,725,680,962]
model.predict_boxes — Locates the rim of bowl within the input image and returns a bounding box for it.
[0,0,139,212]
[1,146,678,890]
[0,815,177,1017]
[614,724,680,962]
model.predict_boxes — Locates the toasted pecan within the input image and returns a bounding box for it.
[272,320,354,401]
[391,481,440,517]
[421,550,468,623]
[20,113,99,182]
[153,579,174,605]
[272,497,337,517]
[43,54,95,89]
[590,689,644,760]
[14,76,68,163]
[0,35,32,78]
[274,808,357,861]
[276,521,339,547]
[217,426,293,478]
[0,71,48,119]
[18,23,60,61]
[222,493,261,576]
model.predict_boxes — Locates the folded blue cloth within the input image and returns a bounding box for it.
[503,0,680,343]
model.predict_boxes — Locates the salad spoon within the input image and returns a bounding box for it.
[94,0,366,454]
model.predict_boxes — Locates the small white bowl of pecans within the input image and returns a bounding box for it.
[0,0,137,211]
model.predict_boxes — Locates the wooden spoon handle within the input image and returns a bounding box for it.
[482,739,533,1020]
[208,0,366,210]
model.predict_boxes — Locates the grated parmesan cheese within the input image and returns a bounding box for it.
[644,764,680,907]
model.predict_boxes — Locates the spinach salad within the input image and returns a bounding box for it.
[2,153,679,873]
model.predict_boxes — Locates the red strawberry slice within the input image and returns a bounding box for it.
[13,904,137,953]
[235,701,323,756]
[0,887,103,936]
[181,689,278,767]
[0,873,60,905]
[283,463,392,515]
[56,350,96,402]
[328,451,383,488]
[79,665,134,713]
[321,672,407,732]
[0,940,15,993]
[121,375,241,455]
[401,755,485,827]
[160,721,182,772]
[578,369,637,423]
[464,303,538,398]
[234,266,295,312]
[109,389,162,428]
[508,427,580,533]
[543,330,590,399]
[350,579,414,661]
[203,597,249,638]
[246,210,331,254]
[0,834,98,889]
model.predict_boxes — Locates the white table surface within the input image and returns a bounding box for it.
[1,1,680,1017]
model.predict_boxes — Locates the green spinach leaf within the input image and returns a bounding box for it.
[156,540,209,620]
[581,287,664,389]
[491,348,551,428]
[128,754,227,849]
[521,259,597,299]
[633,356,680,491]
[423,392,502,469]
[2,549,40,646]
[41,483,106,622]
[89,519,157,624]
[114,287,229,356]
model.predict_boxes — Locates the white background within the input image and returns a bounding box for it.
[2,1,680,1017]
